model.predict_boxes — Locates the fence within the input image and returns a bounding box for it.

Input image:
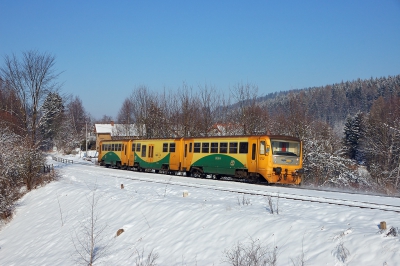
[41,164,54,173]
[51,156,74,164]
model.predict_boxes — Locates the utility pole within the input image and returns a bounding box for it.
[85,121,88,157]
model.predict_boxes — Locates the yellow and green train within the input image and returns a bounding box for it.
[98,135,303,184]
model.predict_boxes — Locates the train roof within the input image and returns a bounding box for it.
[99,135,301,143]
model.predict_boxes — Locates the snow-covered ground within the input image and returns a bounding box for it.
[0,154,399,265]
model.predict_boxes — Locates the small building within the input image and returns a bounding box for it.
[94,122,142,151]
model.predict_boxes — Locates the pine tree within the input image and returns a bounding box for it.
[343,112,363,161]
[39,92,64,150]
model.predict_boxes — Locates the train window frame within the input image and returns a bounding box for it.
[189,143,192,153]
[202,142,210,153]
[211,142,218,153]
[141,145,147,157]
[229,142,238,153]
[194,143,200,153]
[239,142,249,154]
[170,143,176,153]
[184,144,188,157]
[163,143,168,152]
[252,143,256,160]
[219,142,227,153]
[136,143,141,152]
[132,143,136,152]
[111,144,115,151]
[260,141,265,155]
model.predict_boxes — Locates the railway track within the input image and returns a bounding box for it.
[70,164,400,214]
[53,158,400,214]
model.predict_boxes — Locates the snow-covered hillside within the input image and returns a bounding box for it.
[0,155,399,265]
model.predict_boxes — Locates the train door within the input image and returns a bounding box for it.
[129,141,135,167]
[257,138,267,171]
[169,139,182,171]
[148,144,154,163]
[182,139,194,172]
[248,139,257,173]
[122,142,127,166]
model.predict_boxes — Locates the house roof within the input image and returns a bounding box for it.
[95,124,141,137]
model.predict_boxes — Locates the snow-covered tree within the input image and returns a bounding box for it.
[361,96,400,192]
[39,92,64,150]
[302,121,372,190]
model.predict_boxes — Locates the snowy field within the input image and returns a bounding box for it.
[0,154,400,265]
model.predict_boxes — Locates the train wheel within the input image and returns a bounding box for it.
[191,169,202,178]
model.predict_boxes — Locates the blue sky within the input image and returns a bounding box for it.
[1,0,400,119]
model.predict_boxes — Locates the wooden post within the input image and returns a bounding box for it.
[380,221,387,230]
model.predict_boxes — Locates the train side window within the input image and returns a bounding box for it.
[211,142,218,153]
[163,143,168,152]
[132,143,136,152]
[220,142,227,153]
[189,143,193,153]
[194,143,200,153]
[118,144,122,151]
[229,142,238,153]
[239,142,248,154]
[108,144,111,151]
[170,143,176,152]
[102,144,104,151]
[202,143,209,153]
[252,143,256,160]
[111,144,115,151]
[136,143,141,152]
[185,144,187,157]
[142,145,147,157]
[260,141,265,154]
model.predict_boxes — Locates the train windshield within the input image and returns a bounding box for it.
[271,140,300,156]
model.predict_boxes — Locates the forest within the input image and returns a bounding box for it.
[1,50,400,221]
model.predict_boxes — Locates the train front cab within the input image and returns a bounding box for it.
[256,136,303,185]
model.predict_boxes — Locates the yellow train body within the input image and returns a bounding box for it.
[98,135,303,185]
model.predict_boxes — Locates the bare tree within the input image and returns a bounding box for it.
[72,185,111,265]
[130,86,152,137]
[96,115,114,124]
[173,83,201,137]
[197,84,221,136]
[229,82,261,135]
[117,97,135,124]
[0,50,61,146]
